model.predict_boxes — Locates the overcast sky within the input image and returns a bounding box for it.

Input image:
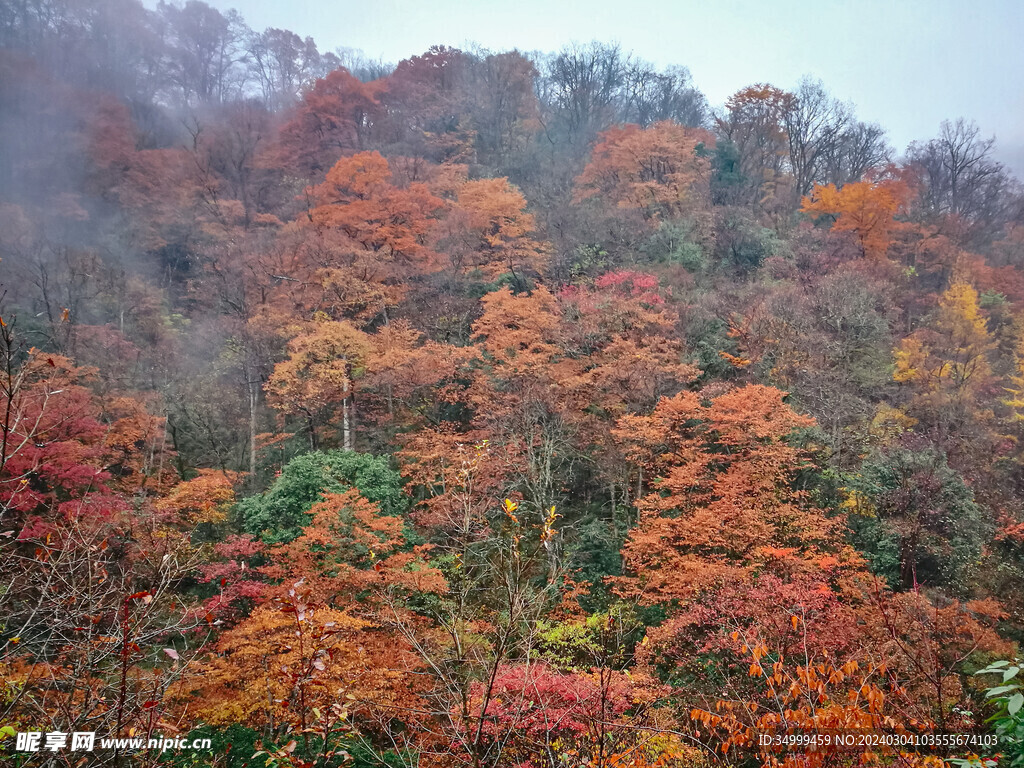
[202,0,1024,176]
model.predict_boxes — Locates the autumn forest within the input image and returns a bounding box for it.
[1,1,1024,766]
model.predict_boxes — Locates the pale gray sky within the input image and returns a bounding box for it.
[206,0,1024,176]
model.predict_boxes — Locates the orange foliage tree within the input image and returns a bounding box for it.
[574,121,711,221]
[439,177,548,282]
[801,176,913,260]
[265,318,370,450]
[717,84,795,208]
[302,151,444,323]
[693,630,949,768]
[173,489,444,760]
[277,68,383,176]
[613,385,867,671]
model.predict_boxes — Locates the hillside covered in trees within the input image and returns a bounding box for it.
[2,2,1024,766]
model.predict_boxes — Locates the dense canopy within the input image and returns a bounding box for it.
[1,3,1023,767]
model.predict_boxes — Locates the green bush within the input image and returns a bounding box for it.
[238,450,405,544]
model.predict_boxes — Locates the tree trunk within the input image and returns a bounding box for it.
[342,395,352,452]
[246,356,259,489]
[342,358,354,452]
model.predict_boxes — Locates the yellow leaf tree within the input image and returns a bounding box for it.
[893,280,996,431]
